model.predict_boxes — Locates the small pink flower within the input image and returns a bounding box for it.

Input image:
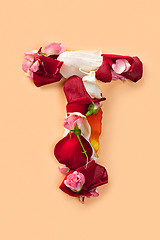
[64,171,85,192]
[44,42,66,56]
[58,165,70,175]
[112,59,131,74]
[63,115,84,130]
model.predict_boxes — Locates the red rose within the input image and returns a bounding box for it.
[59,160,108,197]
[54,132,93,170]
[96,54,143,83]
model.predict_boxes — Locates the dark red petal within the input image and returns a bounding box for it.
[66,97,106,115]
[96,60,112,82]
[78,160,108,191]
[122,56,143,82]
[59,160,108,197]
[33,72,62,87]
[64,76,93,103]
[54,132,93,170]
[102,54,133,66]
[37,54,63,76]
[66,98,91,115]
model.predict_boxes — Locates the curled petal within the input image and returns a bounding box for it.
[82,71,102,99]
[87,108,103,152]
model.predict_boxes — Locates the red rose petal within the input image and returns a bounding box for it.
[54,132,93,170]
[96,60,112,82]
[33,72,62,87]
[64,76,93,103]
[122,56,143,82]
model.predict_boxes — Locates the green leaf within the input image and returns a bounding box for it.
[86,102,101,116]
[41,52,48,57]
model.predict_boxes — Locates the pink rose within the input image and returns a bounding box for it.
[64,171,85,192]
[63,114,84,130]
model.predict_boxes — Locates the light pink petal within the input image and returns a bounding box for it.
[44,42,66,56]
[112,59,126,74]
[22,60,32,72]
[26,70,33,80]
[58,165,69,175]
[25,50,38,56]
[29,60,40,72]
[24,50,38,61]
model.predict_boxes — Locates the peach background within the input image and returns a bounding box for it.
[0,0,160,239]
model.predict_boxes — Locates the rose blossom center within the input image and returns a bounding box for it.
[64,171,85,192]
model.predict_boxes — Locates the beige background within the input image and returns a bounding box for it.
[0,0,160,239]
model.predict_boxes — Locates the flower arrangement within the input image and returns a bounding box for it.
[22,42,143,203]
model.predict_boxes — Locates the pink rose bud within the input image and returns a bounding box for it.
[63,115,84,130]
[89,188,99,197]
[58,165,70,175]
[44,42,66,56]
[64,171,85,192]
[112,59,131,74]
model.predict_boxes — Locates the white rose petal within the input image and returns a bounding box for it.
[57,50,103,79]
[82,71,102,99]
